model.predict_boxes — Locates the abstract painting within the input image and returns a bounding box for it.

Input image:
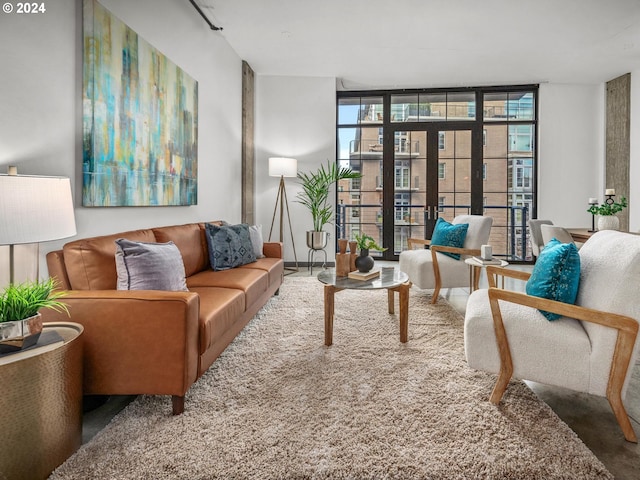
[82,0,198,206]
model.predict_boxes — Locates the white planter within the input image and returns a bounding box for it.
[597,215,620,231]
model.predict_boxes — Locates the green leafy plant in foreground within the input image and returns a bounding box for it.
[0,278,69,322]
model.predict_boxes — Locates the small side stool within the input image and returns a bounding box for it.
[0,322,84,480]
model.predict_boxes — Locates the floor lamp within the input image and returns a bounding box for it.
[0,167,77,285]
[268,157,299,273]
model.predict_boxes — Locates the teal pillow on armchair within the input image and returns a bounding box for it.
[430,217,469,260]
[526,238,581,320]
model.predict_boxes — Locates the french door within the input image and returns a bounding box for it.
[382,126,479,260]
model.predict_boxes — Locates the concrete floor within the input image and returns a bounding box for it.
[81,262,640,479]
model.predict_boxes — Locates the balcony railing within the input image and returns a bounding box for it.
[336,203,531,261]
[350,140,420,155]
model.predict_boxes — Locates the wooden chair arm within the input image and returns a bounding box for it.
[485,265,531,283]
[429,245,480,257]
[487,287,639,442]
[488,288,638,334]
[426,246,480,304]
[407,238,431,249]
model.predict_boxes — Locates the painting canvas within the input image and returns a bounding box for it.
[82,0,198,206]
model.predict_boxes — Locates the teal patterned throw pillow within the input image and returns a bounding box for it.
[526,238,580,321]
[205,223,257,271]
[430,218,469,260]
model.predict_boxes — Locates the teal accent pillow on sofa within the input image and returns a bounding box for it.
[526,238,581,321]
[430,217,469,260]
[205,223,257,271]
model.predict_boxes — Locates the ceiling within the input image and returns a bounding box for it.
[194,0,640,90]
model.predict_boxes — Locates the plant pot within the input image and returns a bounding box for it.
[306,230,329,250]
[355,248,375,273]
[0,312,43,354]
[597,215,619,231]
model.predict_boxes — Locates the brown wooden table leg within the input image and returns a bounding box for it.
[388,288,395,314]
[398,283,409,343]
[324,284,335,346]
[473,266,481,291]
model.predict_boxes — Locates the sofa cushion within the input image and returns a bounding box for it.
[115,238,188,291]
[189,286,246,354]
[62,229,156,290]
[205,223,256,271]
[187,268,269,308]
[238,257,284,286]
[153,223,208,277]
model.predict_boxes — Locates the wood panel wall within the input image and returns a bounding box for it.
[605,73,630,232]
[242,61,255,224]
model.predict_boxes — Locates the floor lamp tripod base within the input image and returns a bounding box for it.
[268,176,299,275]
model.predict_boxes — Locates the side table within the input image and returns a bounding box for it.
[0,322,84,480]
[464,258,509,292]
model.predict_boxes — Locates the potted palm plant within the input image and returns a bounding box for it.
[296,161,361,250]
[0,278,69,353]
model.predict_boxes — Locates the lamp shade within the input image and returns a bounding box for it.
[268,157,297,178]
[0,174,77,245]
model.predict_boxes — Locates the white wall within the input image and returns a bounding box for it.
[538,83,604,227]
[0,0,630,280]
[0,0,243,281]
[630,70,640,232]
[255,75,337,265]
[255,79,607,265]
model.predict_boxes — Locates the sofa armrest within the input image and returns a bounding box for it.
[40,290,200,398]
[263,242,283,259]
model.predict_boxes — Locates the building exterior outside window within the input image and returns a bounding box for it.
[337,87,537,261]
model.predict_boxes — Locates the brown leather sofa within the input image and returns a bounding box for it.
[42,221,284,415]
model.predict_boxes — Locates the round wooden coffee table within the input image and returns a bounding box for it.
[317,269,410,346]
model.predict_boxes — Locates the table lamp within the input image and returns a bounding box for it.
[0,167,77,284]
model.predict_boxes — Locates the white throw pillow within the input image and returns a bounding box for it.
[249,224,265,259]
[115,238,188,291]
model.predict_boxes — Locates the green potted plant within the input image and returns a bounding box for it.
[0,278,69,353]
[353,233,387,273]
[587,196,627,231]
[296,161,361,250]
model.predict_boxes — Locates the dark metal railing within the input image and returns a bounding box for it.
[336,203,530,261]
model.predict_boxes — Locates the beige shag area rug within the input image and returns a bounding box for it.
[50,277,611,479]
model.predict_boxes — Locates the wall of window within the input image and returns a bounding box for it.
[337,86,538,261]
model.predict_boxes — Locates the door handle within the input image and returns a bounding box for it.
[425,206,438,221]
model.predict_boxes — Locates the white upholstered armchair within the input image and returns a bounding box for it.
[399,215,493,304]
[528,219,553,258]
[464,230,640,442]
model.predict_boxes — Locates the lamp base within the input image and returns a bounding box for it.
[268,176,299,272]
